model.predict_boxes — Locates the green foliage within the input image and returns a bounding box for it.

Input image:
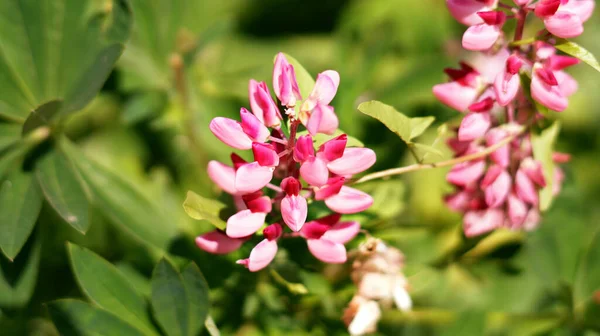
[532,122,561,212]
[555,39,600,73]
[0,235,40,307]
[183,191,228,230]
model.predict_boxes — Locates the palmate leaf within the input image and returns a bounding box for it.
[0,0,131,126]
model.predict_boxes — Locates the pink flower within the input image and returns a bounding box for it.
[226,191,272,238]
[494,55,522,106]
[485,127,510,167]
[463,208,504,237]
[249,80,281,127]
[507,193,528,228]
[300,70,341,135]
[237,223,282,272]
[209,108,270,150]
[458,111,491,141]
[544,11,584,38]
[280,177,308,231]
[561,0,595,22]
[433,62,481,112]
[447,160,486,186]
[462,11,505,51]
[207,161,238,195]
[480,165,511,208]
[301,214,360,263]
[324,186,374,214]
[515,169,539,206]
[295,135,330,187]
[531,63,568,112]
[520,157,546,187]
[195,230,246,254]
[327,147,377,176]
[446,0,498,26]
[273,53,302,107]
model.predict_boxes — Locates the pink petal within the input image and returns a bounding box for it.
[507,193,528,228]
[207,161,237,195]
[273,53,301,107]
[242,239,278,272]
[300,157,329,187]
[462,24,501,51]
[494,71,520,106]
[294,135,315,162]
[535,0,561,17]
[322,221,360,244]
[314,177,345,201]
[209,117,253,150]
[327,148,376,176]
[483,168,511,208]
[306,239,347,263]
[561,0,595,22]
[248,80,281,127]
[225,209,266,238]
[445,190,473,212]
[235,162,274,194]
[458,112,491,141]
[252,143,279,167]
[447,160,486,186]
[544,11,584,38]
[281,194,308,231]
[318,134,347,161]
[520,157,546,187]
[325,186,374,214]
[463,208,504,237]
[306,104,338,135]
[240,108,270,142]
[446,0,497,25]
[515,169,539,205]
[485,128,510,168]
[308,70,340,106]
[531,64,568,112]
[432,82,478,112]
[195,231,245,254]
[554,70,578,97]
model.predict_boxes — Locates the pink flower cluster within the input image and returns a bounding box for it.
[196,53,377,271]
[435,0,585,236]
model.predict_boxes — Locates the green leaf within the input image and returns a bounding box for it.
[281,53,315,100]
[61,138,177,249]
[36,150,91,233]
[358,179,405,219]
[0,123,21,152]
[357,100,435,143]
[532,122,560,211]
[0,170,43,259]
[151,258,189,336]
[555,39,600,73]
[67,243,157,336]
[181,263,210,336]
[121,91,167,124]
[297,129,364,148]
[575,229,600,305]
[0,0,132,124]
[183,191,227,230]
[48,299,146,336]
[21,100,63,135]
[0,234,40,307]
[439,310,486,336]
[409,143,444,162]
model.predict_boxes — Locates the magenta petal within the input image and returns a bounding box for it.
[544,11,584,38]
[252,143,279,167]
[507,193,528,228]
[325,186,374,214]
[458,112,491,141]
[235,162,274,194]
[484,168,511,208]
[463,208,504,237]
[246,239,278,272]
[462,24,501,51]
[207,161,238,195]
[447,160,486,186]
[515,169,539,205]
[209,117,253,149]
[240,108,270,142]
[195,231,245,254]
[319,134,347,161]
[327,148,376,176]
[306,104,338,135]
[308,70,340,106]
[225,209,266,238]
[307,239,347,263]
[249,80,281,127]
[294,135,315,162]
[433,82,478,112]
[323,221,360,244]
[300,157,329,187]
[281,195,308,231]
[273,53,301,107]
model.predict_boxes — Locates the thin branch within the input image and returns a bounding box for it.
[350,127,524,185]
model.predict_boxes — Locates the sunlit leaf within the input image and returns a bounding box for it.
[410,117,435,140]
[0,234,40,307]
[68,243,158,336]
[48,299,146,336]
[36,150,91,233]
[532,122,560,211]
[183,191,227,230]
[0,170,43,259]
[409,142,444,162]
[358,100,435,143]
[0,0,131,124]
[555,39,600,73]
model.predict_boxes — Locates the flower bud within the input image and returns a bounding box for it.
[249,80,281,127]
[263,223,283,241]
[237,238,278,272]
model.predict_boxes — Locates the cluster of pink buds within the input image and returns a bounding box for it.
[195,53,377,271]
[435,0,587,236]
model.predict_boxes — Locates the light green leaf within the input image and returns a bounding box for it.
[181,263,210,336]
[532,122,560,211]
[555,39,600,73]
[183,191,227,230]
[0,170,43,259]
[297,129,364,148]
[0,234,40,307]
[61,138,177,249]
[48,299,146,336]
[358,179,405,219]
[0,123,21,152]
[151,258,189,336]
[67,243,157,336]
[0,0,131,124]
[409,142,444,162]
[575,229,600,305]
[357,100,435,143]
[115,263,152,298]
[36,150,91,233]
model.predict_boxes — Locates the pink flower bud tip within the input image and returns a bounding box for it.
[237,238,278,272]
[273,53,302,107]
[325,186,374,214]
[446,0,498,26]
[196,231,245,254]
[281,178,308,231]
[249,80,281,127]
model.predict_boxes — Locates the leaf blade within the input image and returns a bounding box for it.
[151,258,189,336]
[183,191,227,230]
[555,39,600,73]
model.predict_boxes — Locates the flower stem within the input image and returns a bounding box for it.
[513,8,528,42]
[350,127,524,185]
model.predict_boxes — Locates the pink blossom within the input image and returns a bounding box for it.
[544,11,584,38]
[195,231,246,254]
[226,192,272,238]
[531,63,568,112]
[446,160,486,186]
[325,186,374,214]
[463,208,504,237]
[462,12,505,51]
[273,53,301,107]
[485,127,510,167]
[280,177,308,231]
[446,0,498,26]
[458,111,492,141]
[249,80,281,127]
[301,215,360,263]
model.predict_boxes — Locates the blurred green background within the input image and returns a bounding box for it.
[1,0,600,335]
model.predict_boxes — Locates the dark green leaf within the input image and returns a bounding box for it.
[0,0,131,123]
[181,263,210,336]
[151,258,189,336]
[0,170,43,259]
[357,100,435,143]
[48,299,146,336]
[575,229,600,305]
[183,191,227,230]
[121,92,167,124]
[532,122,560,211]
[439,310,486,336]
[0,234,40,307]
[22,100,63,135]
[61,138,177,249]
[555,39,600,73]
[36,150,91,233]
[67,243,157,336]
